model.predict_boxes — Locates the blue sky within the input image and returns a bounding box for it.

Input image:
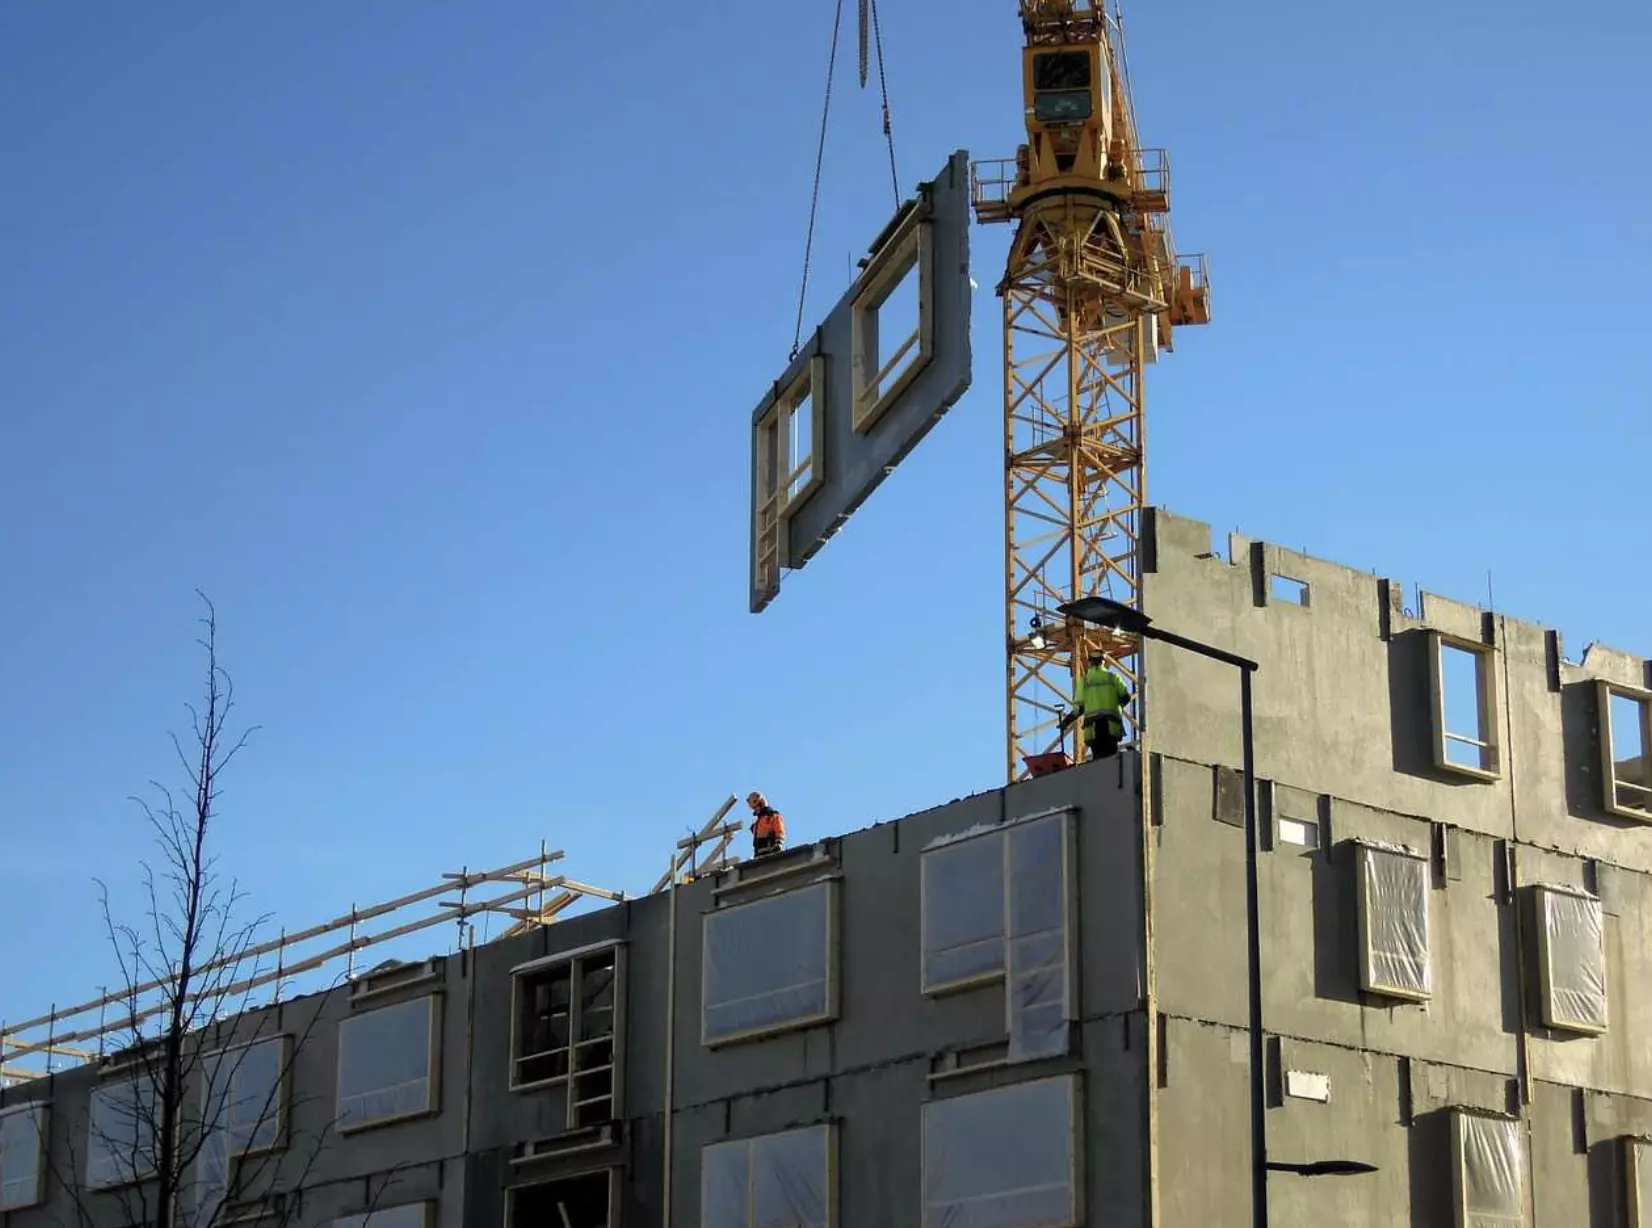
[2,0,1647,1043]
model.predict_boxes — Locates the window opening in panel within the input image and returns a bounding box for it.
[510,1171,612,1228]
[1450,1110,1525,1228]
[330,1201,431,1228]
[1606,689,1652,817]
[336,996,435,1131]
[512,947,621,1128]
[1355,844,1432,1002]
[1433,636,1499,777]
[1627,1137,1652,1228]
[1534,887,1608,1034]
[701,1124,831,1228]
[86,1077,159,1188]
[1269,574,1310,606]
[852,219,933,432]
[921,1075,1079,1228]
[702,882,833,1046]
[0,1103,46,1211]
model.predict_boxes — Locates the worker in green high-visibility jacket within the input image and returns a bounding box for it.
[1063,660,1133,761]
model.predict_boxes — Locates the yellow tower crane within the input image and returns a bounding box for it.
[972,0,1210,780]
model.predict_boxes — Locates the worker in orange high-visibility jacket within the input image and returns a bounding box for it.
[746,792,786,858]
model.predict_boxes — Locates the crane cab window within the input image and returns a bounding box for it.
[1032,51,1093,124]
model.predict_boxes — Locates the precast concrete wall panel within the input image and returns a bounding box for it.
[749,149,972,613]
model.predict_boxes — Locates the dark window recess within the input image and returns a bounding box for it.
[516,965,572,1086]
[511,1171,611,1228]
[1033,51,1091,90]
[1032,50,1094,125]
[513,948,620,1128]
[573,953,617,1128]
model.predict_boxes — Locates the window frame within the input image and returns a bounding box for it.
[334,994,441,1135]
[200,1033,291,1161]
[920,828,1010,997]
[1353,842,1434,1003]
[329,1200,433,1228]
[1427,631,1502,781]
[1597,680,1652,821]
[85,1074,161,1190]
[850,206,935,434]
[920,1074,1081,1228]
[508,940,626,1128]
[700,880,838,1048]
[920,813,1076,1062]
[1626,1136,1652,1228]
[1532,885,1608,1035]
[505,1168,620,1228]
[1448,1109,1526,1228]
[752,355,827,604]
[0,1100,48,1212]
[699,1122,836,1228]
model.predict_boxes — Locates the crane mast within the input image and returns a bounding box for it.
[973,0,1209,780]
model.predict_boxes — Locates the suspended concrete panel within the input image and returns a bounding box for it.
[750,148,973,613]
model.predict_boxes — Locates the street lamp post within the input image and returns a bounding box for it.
[1060,597,1269,1227]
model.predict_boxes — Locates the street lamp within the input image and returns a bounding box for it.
[1058,597,1274,1227]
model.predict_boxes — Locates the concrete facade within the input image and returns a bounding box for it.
[1,508,1648,1228]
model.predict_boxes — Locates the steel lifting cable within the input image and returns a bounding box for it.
[791,0,846,361]
[868,0,900,207]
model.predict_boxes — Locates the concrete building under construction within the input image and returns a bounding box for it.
[2,509,1651,1228]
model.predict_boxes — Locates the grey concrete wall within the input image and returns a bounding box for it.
[663,756,1149,1227]
[1142,507,1652,1227]
[1140,509,1652,871]
[2,758,1146,1228]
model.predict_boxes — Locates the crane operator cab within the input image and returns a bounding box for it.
[1021,40,1115,188]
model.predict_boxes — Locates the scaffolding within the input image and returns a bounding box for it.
[0,848,620,1086]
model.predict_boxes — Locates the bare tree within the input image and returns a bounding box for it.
[38,595,384,1228]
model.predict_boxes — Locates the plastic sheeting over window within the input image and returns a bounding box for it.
[1356,844,1432,1001]
[0,1104,45,1211]
[337,996,435,1129]
[922,815,1072,1064]
[86,1077,159,1188]
[195,1037,286,1228]
[1007,819,1068,1062]
[1537,888,1608,1033]
[331,1202,430,1228]
[701,1124,831,1228]
[703,883,833,1045]
[1453,1111,1524,1228]
[923,1075,1077,1228]
[923,834,1006,990]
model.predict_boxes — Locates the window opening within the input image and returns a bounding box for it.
[1603,686,1652,817]
[852,216,933,432]
[336,996,436,1131]
[197,1037,287,1226]
[1534,887,1607,1034]
[922,1076,1078,1228]
[1355,844,1432,1001]
[1451,1110,1524,1228]
[513,945,621,1117]
[1431,635,1500,777]
[701,1125,831,1228]
[330,1202,431,1228]
[921,816,1072,1063]
[1627,1137,1652,1228]
[702,882,834,1046]
[86,1077,159,1188]
[0,1103,46,1211]
[510,1171,612,1228]
[1269,574,1309,606]
[1031,50,1094,125]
